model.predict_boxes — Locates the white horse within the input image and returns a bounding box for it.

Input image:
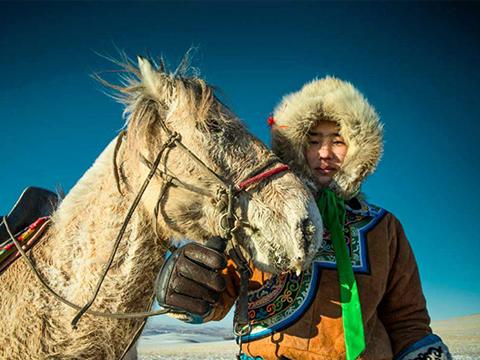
[0,55,323,359]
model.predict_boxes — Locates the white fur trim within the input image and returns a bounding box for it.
[272,76,383,199]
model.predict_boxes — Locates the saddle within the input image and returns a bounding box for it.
[0,186,59,242]
[0,187,59,274]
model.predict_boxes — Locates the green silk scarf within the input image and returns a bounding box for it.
[317,188,365,360]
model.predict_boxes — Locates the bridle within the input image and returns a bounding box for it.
[2,115,290,359]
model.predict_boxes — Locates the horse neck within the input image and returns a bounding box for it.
[44,138,165,308]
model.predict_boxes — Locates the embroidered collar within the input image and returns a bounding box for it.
[345,197,377,217]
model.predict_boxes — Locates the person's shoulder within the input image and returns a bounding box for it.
[347,195,388,219]
[347,195,408,231]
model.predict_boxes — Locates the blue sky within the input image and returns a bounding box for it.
[1,2,479,324]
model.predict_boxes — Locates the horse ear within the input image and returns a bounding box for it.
[138,56,161,95]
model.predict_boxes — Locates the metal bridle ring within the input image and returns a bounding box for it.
[219,212,241,234]
[233,321,252,337]
[219,212,229,232]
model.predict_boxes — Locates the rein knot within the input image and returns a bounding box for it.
[166,132,181,147]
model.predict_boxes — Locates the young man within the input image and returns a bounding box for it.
[157,77,451,360]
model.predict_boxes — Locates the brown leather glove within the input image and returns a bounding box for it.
[155,239,227,316]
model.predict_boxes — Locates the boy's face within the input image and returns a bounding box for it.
[305,120,348,187]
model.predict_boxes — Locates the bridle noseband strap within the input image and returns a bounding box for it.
[238,164,290,190]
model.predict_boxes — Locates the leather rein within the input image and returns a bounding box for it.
[2,117,289,359]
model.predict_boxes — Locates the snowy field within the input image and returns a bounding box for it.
[137,332,480,360]
[432,314,480,360]
[137,334,237,360]
[136,314,480,359]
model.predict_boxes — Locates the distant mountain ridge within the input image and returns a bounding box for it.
[143,323,234,340]
[432,313,480,331]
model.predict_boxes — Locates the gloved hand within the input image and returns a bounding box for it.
[155,238,227,316]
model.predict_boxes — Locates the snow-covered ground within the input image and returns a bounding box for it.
[432,314,480,360]
[136,314,480,359]
[138,334,237,360]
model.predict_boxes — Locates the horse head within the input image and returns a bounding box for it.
[109,56,323,274]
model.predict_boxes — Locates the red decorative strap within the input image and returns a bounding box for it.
[237,165,290,190]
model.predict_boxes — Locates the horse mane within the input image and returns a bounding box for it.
[92,50,237,143]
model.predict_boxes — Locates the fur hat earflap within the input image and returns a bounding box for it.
[271,76,383,199]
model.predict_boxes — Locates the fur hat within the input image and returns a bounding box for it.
[271,76,383,199]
